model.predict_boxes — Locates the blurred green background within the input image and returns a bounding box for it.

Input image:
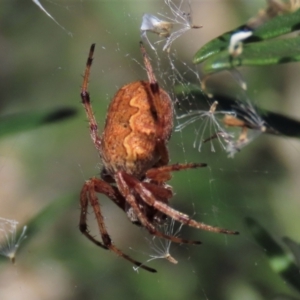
[0,0,300,299]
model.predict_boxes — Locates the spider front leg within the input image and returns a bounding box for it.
[80,44,102,151]
[116,171,202,245]
[79,177,157,273]
[137,183,239,235]
[146,162,207,184]
[129,165,239,235]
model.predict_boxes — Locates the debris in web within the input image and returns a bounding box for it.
[222,98,267,158]
[225,129,263,158]
[32,0,73,37]
[141,14,173,51]
[175,95,268,157]
[176,101,235,152]
[133,218,180,272]
[0,217,27,263]
[141,0,202,52]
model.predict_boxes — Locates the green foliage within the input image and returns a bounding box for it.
[194,8,300,74]
[246,218,300,297]
[200,36,300,75]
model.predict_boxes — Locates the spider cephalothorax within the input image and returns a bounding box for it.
[79,43,238,273]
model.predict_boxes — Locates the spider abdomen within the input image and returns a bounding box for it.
[101,81,173,178]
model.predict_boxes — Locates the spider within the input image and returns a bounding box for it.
[79,43,238,273]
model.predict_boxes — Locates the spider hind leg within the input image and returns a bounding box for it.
[79,177,157,273]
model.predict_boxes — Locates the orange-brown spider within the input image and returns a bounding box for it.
[79,43,238,273]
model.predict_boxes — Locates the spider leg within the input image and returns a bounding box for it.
[120,172,239,235]
[140,42,172,166]
[80,44,102,151]
[116,171,202,245]
[146,162,207,183]
[140,42,157,86]
[79,177,157,273]
[79,181,107,250]
[142,182,172,202]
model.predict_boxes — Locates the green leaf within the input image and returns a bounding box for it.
[283,237,300,268]
[0,107,77,139]
[201,36,300,75]
[193,8,300,64]
[246,218,300,294]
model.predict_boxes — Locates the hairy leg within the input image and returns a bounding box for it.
[79,177,156,273]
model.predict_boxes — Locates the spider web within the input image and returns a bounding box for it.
[1,1,300,300]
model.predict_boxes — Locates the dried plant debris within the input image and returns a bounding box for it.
[141,0,202,52]
[0,218,27,263]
